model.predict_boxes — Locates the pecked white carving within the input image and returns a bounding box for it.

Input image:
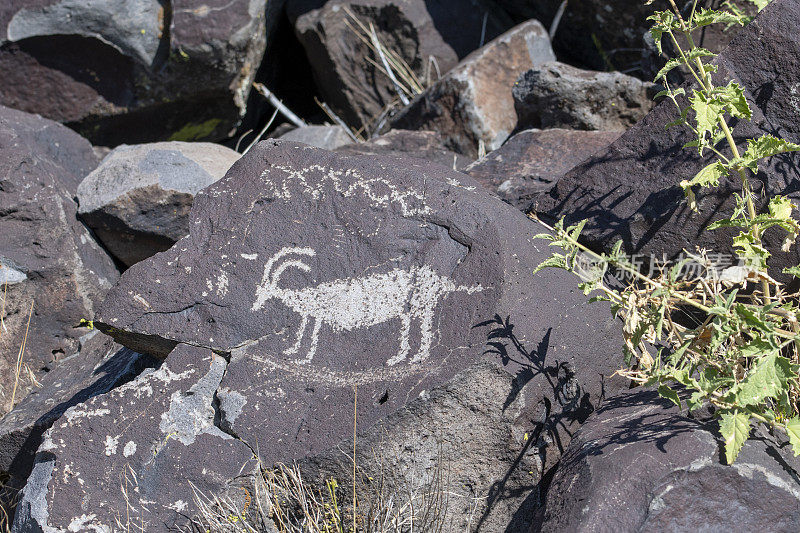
[252,247,483,366]
[262,164,431,217]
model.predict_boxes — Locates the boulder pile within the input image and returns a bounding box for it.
[0,0,798,531]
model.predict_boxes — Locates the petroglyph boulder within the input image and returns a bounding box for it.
[77,141,241,267]
[16,140,626,528]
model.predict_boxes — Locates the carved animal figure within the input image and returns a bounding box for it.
[252,247,483,365]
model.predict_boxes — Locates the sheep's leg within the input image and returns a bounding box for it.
[285,314,308,355]
[386,313,412,366]
[410,305,435,364]
[298,317,322,365]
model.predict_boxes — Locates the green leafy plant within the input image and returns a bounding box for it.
[532,0,800,464]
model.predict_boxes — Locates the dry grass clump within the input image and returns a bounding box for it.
[187,453,475,533]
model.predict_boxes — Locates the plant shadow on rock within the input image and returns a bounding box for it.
[474,315,598,532]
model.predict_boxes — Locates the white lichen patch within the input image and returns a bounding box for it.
[104,435,119,456]
[166,499,188,512]
[123,440,137,457]
[64,407,110,423]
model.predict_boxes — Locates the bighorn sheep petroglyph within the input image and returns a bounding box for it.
[252,247,484,365]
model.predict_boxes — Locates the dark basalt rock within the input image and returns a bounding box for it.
[77,141,241,267]
[389,20,556,157]
[54,139,630,528]
[0,331,154,499]
[0,147,119,414]
[512,62,657,133]
[336,129,472,170]
[537,389,800,532]
[13,343,256,530]
[465,129,622,210]
[533,0,800,278]
[0,104,98,195]
[287,0,515,129]
[0,0,270,146]
[500,0,754,76]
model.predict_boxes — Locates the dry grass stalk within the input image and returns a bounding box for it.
[9,300,33,408]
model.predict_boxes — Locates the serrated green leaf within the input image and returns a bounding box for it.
[785,418,800,456]
[658,384,682,408]
[690,91,725,147]
[739,338,777,358]
[714,82,752,120]
[720,410,750,464]
[733,232,770,269]
[741,134,800,172]
[680,162,727,211]
[693,7,746,28]
[783,266,800,277]
[532,254,566,275]
[729,352,792,407]
[655,58,682,82]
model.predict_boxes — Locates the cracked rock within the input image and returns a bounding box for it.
[390,19,556,157]
[0,0,271,145]
[0,331,155,500]
[13,343,257,531]
[77,141,241,267]
[537,389,800,532]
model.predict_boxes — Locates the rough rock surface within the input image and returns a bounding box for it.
[0,147,119,413]
[288,0,515,129]
[13,343,256,530]
[77,141,241,267]
[278,124,354,150]
[336,129,472,170]
[533,0,800,276]
[390,20,556,157]
[513,62,656,132]
[73,140,629,528]
[0,0,270,145]
[537,389,800,532]
[0,105,98,195]
[0,331,154,496]
[466,129,621,210]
